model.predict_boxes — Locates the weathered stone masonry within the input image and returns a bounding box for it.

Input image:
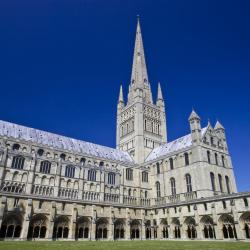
[0,18,249,241]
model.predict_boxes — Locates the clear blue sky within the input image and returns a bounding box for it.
[0,0,249,191]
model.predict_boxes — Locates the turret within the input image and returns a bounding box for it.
[117,85,125,110]
[214,120,227,148]
[156,82,164,107]
[189,109,201,143]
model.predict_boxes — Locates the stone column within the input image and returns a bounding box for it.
[125,219,131,240]
[212,204,222,240]
[90,218,96,241]
[169,225,174,239]
[20,199,32,240]
[141,221,146,240]
[108,218,114,240]
[150,228,155,239]
[232,207,243,240]
[90,206,97,240]
[68,204,77,240]
[195,211,202,239]
[179,215,186,239]
[46,202,56,240]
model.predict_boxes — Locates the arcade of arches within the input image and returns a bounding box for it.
[0,212,250,240]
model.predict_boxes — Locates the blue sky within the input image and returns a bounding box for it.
[0,0,249,191]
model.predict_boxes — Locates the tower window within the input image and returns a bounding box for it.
[185,174,192,193]
[218,174,223,193]
[142,171,148,182]
[244,198,248,207]
[221,155,225,167]
[169,158,174,170]
[207,151,211,164]
[225,176,231,194]
[170,178,176,196]
[184,153,189,166]
[210,172,215,192]
[156,162,160,174]
[215,153,218,165]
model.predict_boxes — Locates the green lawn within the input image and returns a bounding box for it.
[0,241,249,250]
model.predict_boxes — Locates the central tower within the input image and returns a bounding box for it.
[116,18,167,164]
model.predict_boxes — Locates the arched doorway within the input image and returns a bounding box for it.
[76,217,90,240]
[171,218,181,239]
[114,219,125,240]
[130,220,140,239]
[145,220,151,239]
[0,213,22,239]
[239,212,250,239]
[161,219,168,239]
[184,217,197,239]
[27,214,48,239]
[96,218,108,240]
[52,216,69,240]
[200,216,215,239]
[219,214,237,239]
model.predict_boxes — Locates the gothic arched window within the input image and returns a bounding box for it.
[65,165,75,178]
[142,171,148,182]
[169,158,174,170]
[218,174,223,193]
[207,151,211,164]
[108,172,115,185]
[170,178,176,196]
[156,162,160,174]
[221,155,225,167]
[210,172,215,192]
[184,153,189,166]
[215,153,218,165]
[11,156,25,170]
[40,161,51,174]
[88,169,96,181]
[185,174,192,193]
[156,182,161,198]
[126,168,133,181]
[225,175,231,194]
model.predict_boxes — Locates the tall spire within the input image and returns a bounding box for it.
[118,85,124,103]
[157,82,163,100]
[130,16,149,88]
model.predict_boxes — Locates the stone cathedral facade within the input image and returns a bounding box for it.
[0,19,249,242]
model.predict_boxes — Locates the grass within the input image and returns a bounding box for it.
[0,241,250,250]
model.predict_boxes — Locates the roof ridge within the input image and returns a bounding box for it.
[0,119,134,164]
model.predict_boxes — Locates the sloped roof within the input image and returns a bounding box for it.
[0,120,134,164]
[145,127,208,162]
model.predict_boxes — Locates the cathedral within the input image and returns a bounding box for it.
[0,18,249,241]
